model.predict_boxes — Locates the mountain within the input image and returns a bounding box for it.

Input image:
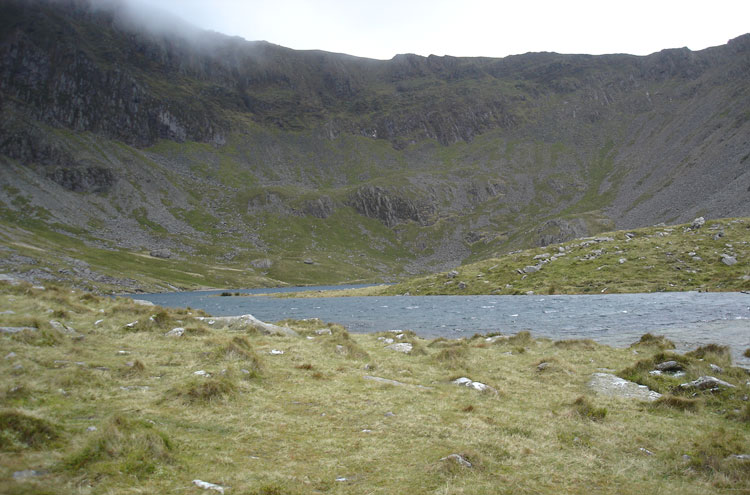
[1,0,749,291]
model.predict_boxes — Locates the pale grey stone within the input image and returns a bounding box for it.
[386,342,413,354]
[363,375,432,389]
[440,453,472,468]
[680,376,735,390]
[655,360,682,372]
[196,314,298,337]
[165,327,185,337]
[0,326,36,334]
[587,373,662,401]
[192,479,225,494]
[691,217,705,229]
[132,299,155,306]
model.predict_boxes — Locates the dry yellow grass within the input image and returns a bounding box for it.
[1,281,749,494]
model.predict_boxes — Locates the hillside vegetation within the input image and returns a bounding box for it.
[2,280,750,494]
[1,1,749,289]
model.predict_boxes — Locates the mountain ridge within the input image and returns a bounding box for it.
[1,0,749,290]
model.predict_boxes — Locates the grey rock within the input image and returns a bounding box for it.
[303,258,314,265]
[251,258,273,269]
[386,342,413,354]
[537,362,551,371]
[165,327,185,337]
[655,360,683,372]
[5,352,17,359]
[440,453,472,468]
[709,363,724,373]
[588,373,662,401]
[0,326,37,334]
[12,470,46,479]
[132,299,155,306]
[452,377,496,393]
[721,254,737,266]
[87,426,97,432]
[196,314,298,337]
[315,328,332,335]
[728,454,750,461]
[192,479,225,494]
[618,258,627,264]
[149,249,171,259]
[523,265,540,274]
[680,376,735,390]
[690,217,705,229]
[457,281,467,290]
[446,270,459,279]
[639,447,654,456]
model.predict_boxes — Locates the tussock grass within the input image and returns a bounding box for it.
[3,281,750,493]
[169,375,238,404]
[64,415,173,478]
[684,428,750,483]
[653,394,702,412]
[0,410,62,450]
[433,342,469,368]
[686,344,732,365]
[554,338,598,350]
[630,333,676,350]
[571,396,607,421]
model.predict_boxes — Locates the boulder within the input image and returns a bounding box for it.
[196,314,298,337]
[251,258,273,269]
[721,254,737,266]
[446,270,459,279]
[303,258,314,265]
[690,217,705,229]
[440,453,472,468]
[386,342,413,354]
[523,265,540,274]
[655,360,682,372]
[452,377,496,393]
[679,376,735,391]
[192,479,225,494]
[149,249,171,259]
[587,373,662,401]
[165,327,185,337]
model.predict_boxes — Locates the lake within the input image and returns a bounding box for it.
[128,287,750,366]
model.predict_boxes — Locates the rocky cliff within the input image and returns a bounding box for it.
[0,0,749,286]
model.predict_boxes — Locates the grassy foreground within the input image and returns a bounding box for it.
[2,281,750,494]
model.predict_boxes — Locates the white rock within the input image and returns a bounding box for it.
[125,321,138,328]
[680,376,735,390]
[196,314,297,337]
[193,479,225,494]
[269,349,284,355]
[132,299,155,306]
[440,453,472,468]
[5,352,17,359]
[87,426,97,432]
[165,327,185,337]
[386,343,413,354]
[588,373,661,401]
[619,258,627,264]
[94,319,104,326]
[193,370,210,377]
[452,377,496,393]
[315,328,332,335]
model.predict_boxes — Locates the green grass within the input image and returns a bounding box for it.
[378,217,750,296]
[2,280,750,493]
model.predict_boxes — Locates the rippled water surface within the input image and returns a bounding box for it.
[131,287,750,365]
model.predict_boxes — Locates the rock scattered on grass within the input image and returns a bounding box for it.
[679,376,735,391]
[0,327,37,334]
[386,342,413,354]
[193,370,210,377]
[654,360,682,372]
[721,254,738,266]
[165,327,185,337]
[193,479,225,494]
[452,377,496,393]
[12,470,46,479]
[537,362,551,371]
[197,314,298,337]
[690,217,705,229]
[269,349,284,355]
[363,375,431,389]
[587,373,662,401]
[440,453,472,468]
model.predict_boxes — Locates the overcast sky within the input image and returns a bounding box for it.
[128,0,749,60]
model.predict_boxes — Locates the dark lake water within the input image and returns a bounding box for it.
[128,286,750,366]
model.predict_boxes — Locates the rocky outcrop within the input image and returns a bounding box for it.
[46,166,115,193]
[302,196,335,219]
[348,186,434,227]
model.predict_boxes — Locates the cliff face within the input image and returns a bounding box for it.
[1,0,749,283]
